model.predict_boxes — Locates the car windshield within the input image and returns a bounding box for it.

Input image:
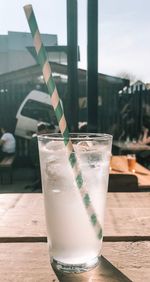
[21,99,57,124]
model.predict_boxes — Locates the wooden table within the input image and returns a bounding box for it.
[110,155,150,189]
[0,193,150,281]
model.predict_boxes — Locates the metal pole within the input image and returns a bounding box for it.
[67,0,79,132]
[87,0,98,132]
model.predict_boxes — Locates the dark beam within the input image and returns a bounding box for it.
[87,0,98,132]
[67,0,79,132]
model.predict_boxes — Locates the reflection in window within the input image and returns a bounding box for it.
[21,99,57,124]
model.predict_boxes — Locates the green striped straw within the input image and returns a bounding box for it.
[24,4,102,240]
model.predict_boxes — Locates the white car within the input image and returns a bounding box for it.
[15,89,59,139]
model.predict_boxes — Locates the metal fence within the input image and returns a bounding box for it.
[1,79,149,166]
[116,84,150,141]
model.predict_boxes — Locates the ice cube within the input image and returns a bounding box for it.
[76,140,94,151]
[45,140,64,151]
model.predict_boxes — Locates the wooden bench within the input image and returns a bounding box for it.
[108,174,139,192]
[0,155,15,184]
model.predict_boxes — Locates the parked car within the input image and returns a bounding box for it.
[15,89,58,139]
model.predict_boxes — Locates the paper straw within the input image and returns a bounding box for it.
[24,4,102,240]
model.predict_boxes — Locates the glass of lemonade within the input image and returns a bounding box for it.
[38,133,112,273]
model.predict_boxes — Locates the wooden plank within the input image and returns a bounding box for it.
[111,155,150,174]
[0,193,147,239]
[0,193,150,240]
[0,193,22,217]
[0,243,57,282]
[104,192,150,239]
[2,242,150,281]
[0,192,150,241]
[110,156,150,188]
[0,193,46,238]
[102,241,150,282]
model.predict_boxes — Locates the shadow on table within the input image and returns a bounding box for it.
[52,256,132,282]
[108,174,139,192]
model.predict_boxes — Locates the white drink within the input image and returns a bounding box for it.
[38,134,112,272]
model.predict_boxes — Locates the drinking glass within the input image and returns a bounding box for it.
[38,133,112,273]
[127,154,136,173]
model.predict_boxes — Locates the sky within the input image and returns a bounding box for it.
[0,0,150,82]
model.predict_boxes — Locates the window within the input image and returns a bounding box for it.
[21,99,57,124]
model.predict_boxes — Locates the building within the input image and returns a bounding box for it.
[0,31,58,74]
[0,30,130,137]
